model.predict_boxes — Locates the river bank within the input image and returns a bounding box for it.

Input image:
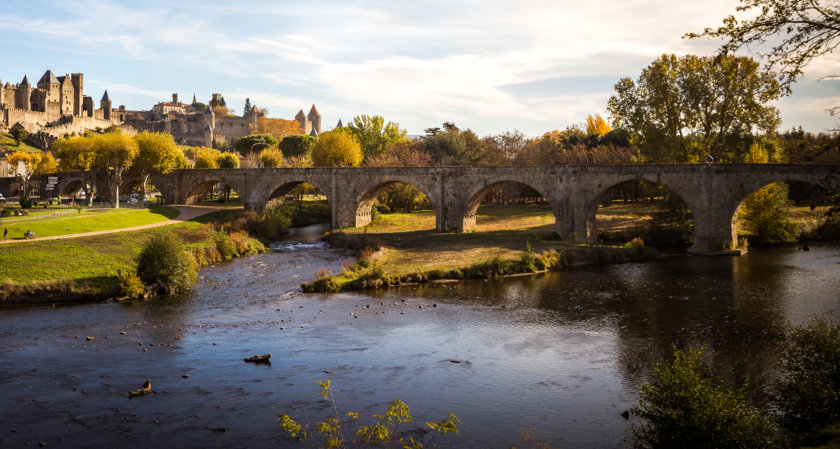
[0,209,267,305]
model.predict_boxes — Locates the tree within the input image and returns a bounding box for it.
[187,146,220,169]
[250,115,301,141]
[422,122,488,165]
[35,152,58,176]
[737,143,798,244]
[687,0,840,92]
[53,135,96,204]
[586,114,611,136]
[311,128,363,167]
[132,132,185,203]
[630,347,775,449]
[259,148,284,168]
[10,125,28,146]
[278,134,315,158]
[6,152,40,197]
[91,131,139,208]
[243,98,252,116]
[234,134,278,156]
[217,152,240,168]
[346,114,408,160]
[608,54,781,162]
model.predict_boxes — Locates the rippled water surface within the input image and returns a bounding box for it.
[1,230,839,448]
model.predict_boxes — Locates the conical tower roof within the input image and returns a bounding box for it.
[308,104,319,117]
[192,94,197,103]
[20,75,30,85]
[336,119,343,128]
[101,90,111,102]
[204,105,213,114]
[38,70,59,85]
[295,109,306,120]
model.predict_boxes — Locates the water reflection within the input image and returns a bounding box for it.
[0,242,838,448]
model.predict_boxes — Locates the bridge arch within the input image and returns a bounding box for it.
[178,176,247,206]
[584,178,695,246]
[725,175,839,245]
[352,180,437,228]
[461,180,554,232]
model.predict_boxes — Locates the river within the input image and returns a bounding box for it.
[1,227,839,448]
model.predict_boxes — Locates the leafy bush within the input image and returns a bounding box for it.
[18,197,32,209]
[629,347,775,449]
[775,318,840,436]
[135,228,197,294]
[247,205,291,241]
[118,270,145,298]
[213,231,238,260]
[738,183,798,244]
[279,134,315,158]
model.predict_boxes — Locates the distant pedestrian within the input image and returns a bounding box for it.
[3,227,6,241]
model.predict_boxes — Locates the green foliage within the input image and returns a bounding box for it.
[234,134,278,155]
[629,347,775,449]
[775,318,840,436]
[10,126,28,146]
[279,379,459,448]
[422,122,488,166]
[375,184,430,213]
[135,228,197,294]
[247,203,292,240]
[18,197,32,209]
[217,152,240,168]
[311,128,363,167]
[738,183,798,244]
[259,148,284,168]
[607,54,780,163]
[118,270,145,298]
[279,134,315,158]
[346,114,408,160]
[213,231,238,260]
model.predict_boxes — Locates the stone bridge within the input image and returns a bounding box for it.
[15,164,840,255]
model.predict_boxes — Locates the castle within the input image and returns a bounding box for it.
[1,69,324,150]
[1,70,128,146]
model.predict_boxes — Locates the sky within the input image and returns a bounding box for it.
[1,0,838,137]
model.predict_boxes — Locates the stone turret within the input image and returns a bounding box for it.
[203,105,215,129]
[295,109,307,134]
[17,75,31,110]
[172,93,179,103]
[100,90,112,120]
[203,123,213,147]
[71,73,84,116]
[307,104,321,136]
[336,119,343,128]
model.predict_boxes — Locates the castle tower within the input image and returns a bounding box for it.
[203,123,213,147]
[295,109,308,134]
[17,75,31,111]
[0,77,4,106]
[307,105,321,136]
[336,119,343,128]
[203,105,215,129]
[172,93,179,103]
[71,73,84,116]
[100,90,112,120]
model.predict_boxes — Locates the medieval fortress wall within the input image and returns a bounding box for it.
[1,70,323,150]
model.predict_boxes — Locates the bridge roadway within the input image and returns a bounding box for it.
[14,164,840,255]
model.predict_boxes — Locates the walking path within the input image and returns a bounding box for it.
[0,205,227,245]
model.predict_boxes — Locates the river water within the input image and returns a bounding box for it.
[1,227,839,448]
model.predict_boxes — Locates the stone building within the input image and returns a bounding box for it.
[0,70,128,148]
[295,105,322,137]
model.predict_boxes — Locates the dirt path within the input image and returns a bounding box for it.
[0,205,228,245]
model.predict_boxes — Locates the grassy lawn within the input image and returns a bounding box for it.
[0,219,216,296]
[1,206,179,240]
[341,205,579,277]
[0,132,42,153]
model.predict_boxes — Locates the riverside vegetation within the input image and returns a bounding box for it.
[0,200,329,303]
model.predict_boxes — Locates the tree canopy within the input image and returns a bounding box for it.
[279,134,315,158]
[687,0,840,91]
[188,146,221,169]
[259,148,284,168]
[234,134,278,155]
[346,115,408,160]
[608,54,780,162]
[217,152,240,169]
[311,128,363,167]
[90,131,139,208]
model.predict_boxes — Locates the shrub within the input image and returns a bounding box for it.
[629,347,775,449]
[738,183,798,244]
[118,270,145,298]
[18,197,32,209]
[775,318,840,436]
[213,231,237,260]
[136,228,197,294]
[248,204,291,240]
